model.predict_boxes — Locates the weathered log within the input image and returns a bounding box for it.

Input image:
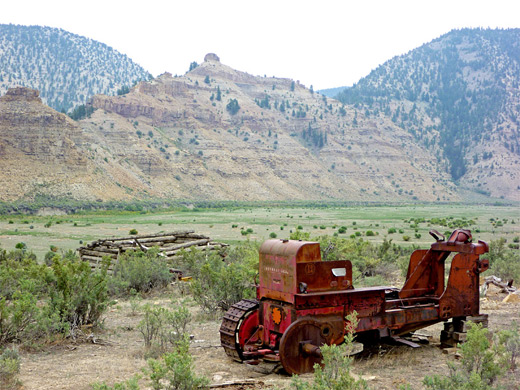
[161,239,210,254]
[100,231,195,243]
[209,380,258,388]
[80,254,117,265]
[481,275,516,295]
[79,249,118,259]
[92,246,120,254]
[184,233,210,239]
[165,245,224,256]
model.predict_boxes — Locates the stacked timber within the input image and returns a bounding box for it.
[78,230,228,271]
[440,314,489,348]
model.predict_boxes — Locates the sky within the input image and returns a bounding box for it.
[2,0,520,90]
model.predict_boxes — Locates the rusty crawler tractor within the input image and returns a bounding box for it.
[220,229,489,374]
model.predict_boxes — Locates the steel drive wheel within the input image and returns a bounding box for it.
[279,318,331,375]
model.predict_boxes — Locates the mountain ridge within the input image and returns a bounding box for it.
[0,54,457,202]
[0,26,517,203]
[335,28,520,200]
[0,24,151,112]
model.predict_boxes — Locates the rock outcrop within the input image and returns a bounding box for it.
[0,57,460,202]
[204,53,220,62]
[82,55,457,202]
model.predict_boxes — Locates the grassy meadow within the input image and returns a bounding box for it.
[0,203,517,260]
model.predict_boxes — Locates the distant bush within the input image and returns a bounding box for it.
[290,231,311,241]
[0,347,21,389]
[226,99,240,115]
[137,302,191,358]
[0,250,110,346]
[129,229,138,235]
[365,230,375,236]
[117,85,130,95]
[483,238,520,282]
[269,232,277,239]
[68,104,95,120]
[388,227,397,234]
[179,242,257,312]
[402,235,411,241]
[424,323,511,389]
[145,337,209,390]
[110,248,171,295]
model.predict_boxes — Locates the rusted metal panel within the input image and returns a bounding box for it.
[259,300,294,348]
[296,305,344,318]
[258,239,321,262]
[430,240,489,255]
[439,253,481,318]
[294,291,351,309]
[399,249,449,299]
[404,249,428,281]
[258,240,321,303]
[296,260,353,292]
[347,288,386,317]
[357,306,439,333]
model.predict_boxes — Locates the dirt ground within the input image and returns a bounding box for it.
[18,284,520,390]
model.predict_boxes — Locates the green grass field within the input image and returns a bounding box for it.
[0,204,518,260]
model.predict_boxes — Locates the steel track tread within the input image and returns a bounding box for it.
[219,299,259,362]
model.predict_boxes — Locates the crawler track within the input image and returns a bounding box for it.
[219,299,259,361]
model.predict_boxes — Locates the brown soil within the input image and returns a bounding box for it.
[18,284,520,390]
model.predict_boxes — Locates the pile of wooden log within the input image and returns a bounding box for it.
[78,230,228,272]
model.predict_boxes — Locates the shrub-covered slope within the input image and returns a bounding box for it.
[336,28,520,200]
[0,24,151,112]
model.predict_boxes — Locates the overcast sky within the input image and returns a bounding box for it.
[2,0,520,90]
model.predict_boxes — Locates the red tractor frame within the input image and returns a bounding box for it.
[220,229,489,374]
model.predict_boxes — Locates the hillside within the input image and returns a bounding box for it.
[335,28,520,200]
[78,54,456,202]
[0,53,458,203]
[0,24,151,112]
[0,87,148,201]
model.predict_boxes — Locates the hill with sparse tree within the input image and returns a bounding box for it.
[335,28,520,200]
[0,24,151,112]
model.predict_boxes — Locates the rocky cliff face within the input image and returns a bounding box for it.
[0,56,463,202]
[81,55,457,202]
[0,88,85,162]
[0,87,140,201]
